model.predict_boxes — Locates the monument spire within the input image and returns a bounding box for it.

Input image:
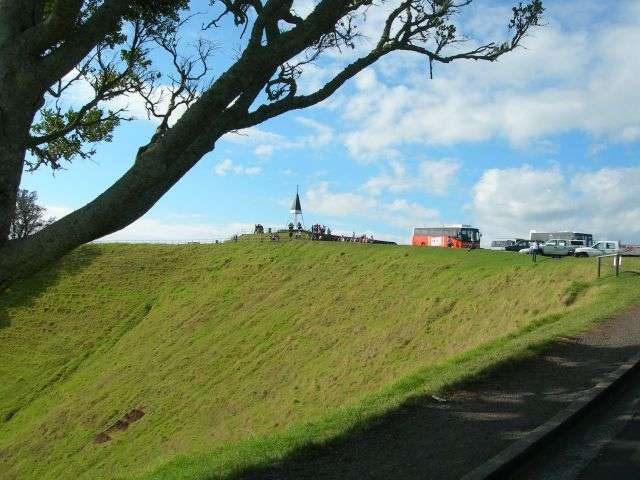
[289,185,304,229]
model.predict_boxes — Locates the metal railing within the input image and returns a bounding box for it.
[596,254,640,278]
[92,238,226,244]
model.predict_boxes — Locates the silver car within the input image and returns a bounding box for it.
[542,239,572,257]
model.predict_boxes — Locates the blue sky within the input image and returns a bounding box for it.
[21,0,640,244]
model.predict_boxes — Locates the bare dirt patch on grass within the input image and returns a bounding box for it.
[93,408,145,445]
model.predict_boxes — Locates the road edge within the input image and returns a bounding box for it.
[460,351,640,480]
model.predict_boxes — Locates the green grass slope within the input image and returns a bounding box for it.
[1,242,639,480]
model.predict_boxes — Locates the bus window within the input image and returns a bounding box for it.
[462,229,480,242]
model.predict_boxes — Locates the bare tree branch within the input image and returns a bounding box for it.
[239,0,542,126]
[138,18,215,140]
[240,47,392,129]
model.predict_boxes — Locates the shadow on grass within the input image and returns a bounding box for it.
[232,331,640,480]
[0,244,102,330]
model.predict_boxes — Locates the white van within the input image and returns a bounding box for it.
[541,239,572,257]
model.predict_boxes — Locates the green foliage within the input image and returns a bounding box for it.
[1,243,639,479]
[125,0,190,26]
[8,189,54,239]
[40,0,188,41]
[88,0,189,45]
[29,0,189,171]
[29,107,121,170]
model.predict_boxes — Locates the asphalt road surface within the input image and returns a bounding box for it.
[505,366,640,480]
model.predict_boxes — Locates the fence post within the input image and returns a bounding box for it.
[615,254,621,276]
[597,256,601,278]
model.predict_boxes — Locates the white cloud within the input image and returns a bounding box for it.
[44,205,74,220]
[471,165,640,243]
[292,0,316,19]
[305,181,440,230]
[213,158,233,175]
[295,117,334,147]
[338,2,640,158]
[354,68,379,91]
[306,181,378,216]
[100,218,254,242]
[41,206,254,242]
[213,158,262,176]
[240,165,262,176]
[60,69,190,127]
[223,127,283,145]
[221,117,334,158]
[253,144,276,157]
[361,159,461,196]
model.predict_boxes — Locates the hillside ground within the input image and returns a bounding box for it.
[234,305,640,480]
[1,242,639,479]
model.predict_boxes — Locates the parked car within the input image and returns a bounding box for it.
[489,239,516,251]
[541,239,573,257]
[505,240,532,252]
[574,241,621,257]
[567,239,585,255]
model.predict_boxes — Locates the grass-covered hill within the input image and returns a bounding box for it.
[1,242,639,480]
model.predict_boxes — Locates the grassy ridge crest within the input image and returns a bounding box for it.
[1,242,639,480]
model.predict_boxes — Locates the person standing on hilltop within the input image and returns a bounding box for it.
[531,240,540,262]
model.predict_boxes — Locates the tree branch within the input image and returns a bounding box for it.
[26,0,85,53]
[238,0,542,126]
[38,0,130,87]
[138,19,215,138]
[240,46,392,129]
[25,20,151,163]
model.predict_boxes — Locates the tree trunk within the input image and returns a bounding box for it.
[0,6,43,246]
[0,98,38,248]
[0,141,25,243]
[0,36,275,288]
[0,0,376,288]
[0,131,217,288]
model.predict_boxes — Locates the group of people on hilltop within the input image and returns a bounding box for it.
[310,224,330,240]
[246,222,376,244]
[287,222,304,240]
[310,224,375,243]
[287,222,303,231]
[338,233,374,243]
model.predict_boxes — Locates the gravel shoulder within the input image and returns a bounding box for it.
[236,306,640,480]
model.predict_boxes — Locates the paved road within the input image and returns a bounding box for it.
[578,404,640,479]
[505,366,640,480]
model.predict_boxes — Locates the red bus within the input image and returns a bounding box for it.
[412,225,481,249]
